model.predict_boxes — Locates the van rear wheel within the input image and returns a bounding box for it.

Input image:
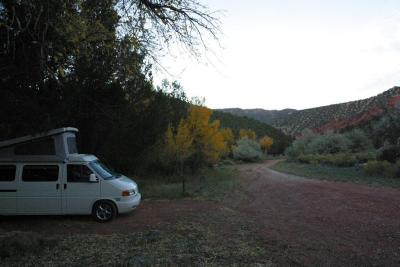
[93,201,116,222]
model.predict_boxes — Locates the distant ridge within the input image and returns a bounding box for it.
[217,86,400,136]
[214,108,297,124]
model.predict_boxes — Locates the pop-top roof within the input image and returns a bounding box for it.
[0,127,79,149]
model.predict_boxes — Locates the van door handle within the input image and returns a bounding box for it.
[56,184,60,190]
[64,183,67,190]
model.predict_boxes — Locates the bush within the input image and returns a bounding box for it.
[285,129,315,160]
[233,138,263,162]
[297,152,376,167]
[306,133,351,155]
[354,151,376,163]
[364,160,398,178]
[297,154,318,164]
[327,153,357,167]
[384,164,399,179]
[376,144,400,163]
[299,153,356,166]
[344,129,374,153]
[285,139,309,160]
[285,129,375,163]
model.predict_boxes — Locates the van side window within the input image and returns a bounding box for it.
[22,165,59,182]
[67,165,92,183]
[0,165,16,181]
[15,138,55,155]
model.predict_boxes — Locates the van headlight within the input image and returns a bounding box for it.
[122,189,136,196]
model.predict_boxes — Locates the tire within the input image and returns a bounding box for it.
[92,200,117,222]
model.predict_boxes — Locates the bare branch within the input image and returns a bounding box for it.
[117,0,222,61]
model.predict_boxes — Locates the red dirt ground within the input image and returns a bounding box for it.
[1,161,400,266]
[238,161,400,266]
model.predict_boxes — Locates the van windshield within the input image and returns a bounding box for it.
[89,160,116,180]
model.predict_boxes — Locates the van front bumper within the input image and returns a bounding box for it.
[117,193,141,214]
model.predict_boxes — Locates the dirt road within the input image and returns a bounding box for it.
[238,161,400,266]
[1,161,400,266]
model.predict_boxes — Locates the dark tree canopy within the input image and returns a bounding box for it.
[0,0,217,173]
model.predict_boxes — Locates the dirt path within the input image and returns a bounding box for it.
[238,161,400,266]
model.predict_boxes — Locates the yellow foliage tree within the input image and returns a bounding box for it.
[221,127,235,155]
[161,122,193,194]
[162,125,175,164]
[259,136,274,154]
[204,119,226,163]
[239,129,257,140]
[184,106,227,166]
[160,105,228,194]
[161,123,193,172]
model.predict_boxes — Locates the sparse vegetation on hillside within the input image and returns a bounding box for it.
[219,87,400,137]
[274,87,400,135]
[216,108,297,124]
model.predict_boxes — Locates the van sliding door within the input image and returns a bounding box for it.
[0,165,17,214]
[17,164,62,215]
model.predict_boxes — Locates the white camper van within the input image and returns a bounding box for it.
[0,127,141,222]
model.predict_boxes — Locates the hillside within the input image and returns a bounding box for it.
[274,87,400,135]
[218,87,400,136]
[211,111,292,154]
[214,108,297,124]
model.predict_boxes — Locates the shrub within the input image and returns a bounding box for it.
[285,139,308,160]
[354,151,376,163]
[386,159,400,178]
[327,153,357,167]
[298,152,376,167]
[376,144,400,163]
[298,154,316,164]
[306,133,351,155]
[384,164,399,179]
[344,129,374,153]
[364,160,392,177]
[285,128,377,163]
[233,138,263,162]
[285,129,316,160]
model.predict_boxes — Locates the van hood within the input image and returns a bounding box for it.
[108,175,138,191]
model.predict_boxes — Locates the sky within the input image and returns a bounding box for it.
[154,0,400,110]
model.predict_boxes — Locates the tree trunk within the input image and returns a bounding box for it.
[181,159,185,195]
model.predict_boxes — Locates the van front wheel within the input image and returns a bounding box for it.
[93,201,117,222]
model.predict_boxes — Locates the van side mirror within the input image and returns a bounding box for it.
[89,173,99,183]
